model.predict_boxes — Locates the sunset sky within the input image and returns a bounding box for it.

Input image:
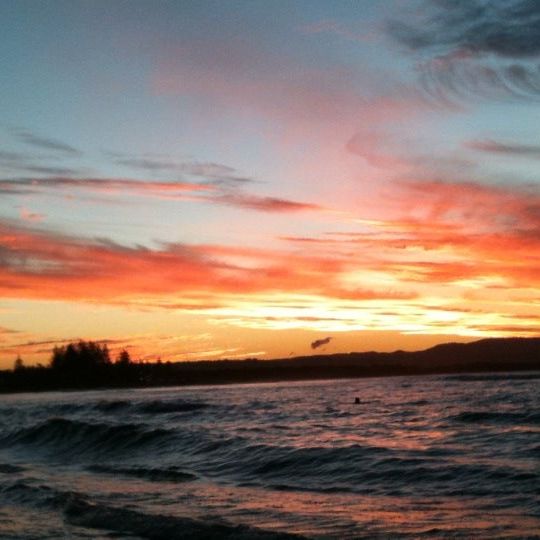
[1,0,539,367]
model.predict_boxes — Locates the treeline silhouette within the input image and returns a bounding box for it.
[1,337,539,393]
[1,340,140,392]
[51,341,113,371]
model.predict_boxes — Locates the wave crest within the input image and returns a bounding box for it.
[0,417,175,457]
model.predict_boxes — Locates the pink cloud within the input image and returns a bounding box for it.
[210,193,323,212]
[151,39,425,142]
[346,130,414,169]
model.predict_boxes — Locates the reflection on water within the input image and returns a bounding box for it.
[0,374,539,538]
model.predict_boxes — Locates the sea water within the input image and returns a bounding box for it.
[0,374,538,539]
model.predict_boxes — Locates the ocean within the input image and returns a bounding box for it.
[0,374,538,539]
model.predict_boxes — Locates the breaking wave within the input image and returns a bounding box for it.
[0,418,175,458]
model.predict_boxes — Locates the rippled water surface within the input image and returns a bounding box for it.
[0,374,539,539]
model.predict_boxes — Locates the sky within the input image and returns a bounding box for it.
[1,0,540,367]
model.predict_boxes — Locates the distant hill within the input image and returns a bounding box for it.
[268,337,540,375]
[1,337,539,393]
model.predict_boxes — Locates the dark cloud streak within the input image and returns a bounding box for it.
[389,0,540,58]
[0,177,320,214]
[0,149,83,177]
[388,0,540,102]
[466,139,540,159]
[13,129,81,156]
[112,154,253,185]
[311,336,332,350]
[213,193,323,213]
[19,165,83,176]
[0,177,208,196]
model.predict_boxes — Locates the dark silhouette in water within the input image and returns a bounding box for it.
[0,337,539,393]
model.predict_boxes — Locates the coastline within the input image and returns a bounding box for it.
[1,337,539,395]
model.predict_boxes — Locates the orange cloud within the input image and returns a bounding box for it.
[0,220,394,306]
[2,177,539,342]
[0,177,210,196]
[282,179,540,300]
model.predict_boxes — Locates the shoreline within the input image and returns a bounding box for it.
[1,368,540,396]
[1,336,539,395]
